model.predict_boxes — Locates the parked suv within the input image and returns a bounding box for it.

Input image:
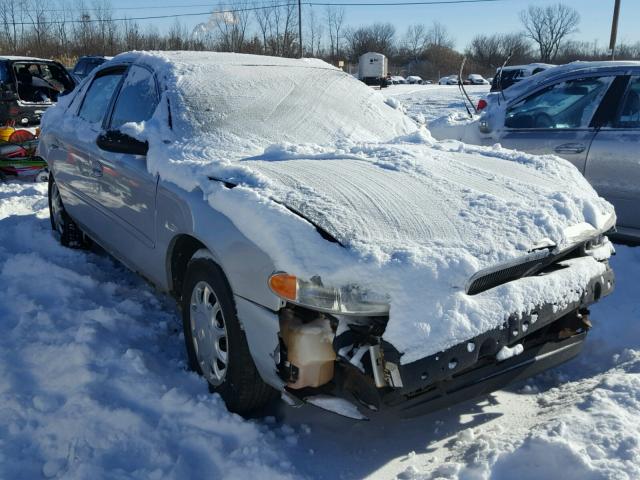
[490,63,554,92]
[71,56,112,81]
[0,56,76,126]
[39,52,615,419]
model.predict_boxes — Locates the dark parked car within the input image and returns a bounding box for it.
[71,56,112,81]
[490,63,554,92]
[0,56,76,126]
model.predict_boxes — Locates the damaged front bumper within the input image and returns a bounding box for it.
[281,262,614,419]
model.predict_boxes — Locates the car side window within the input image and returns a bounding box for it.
[614,77,640,128]
[0,62,9,83]
[505,76,614,129]
[109,65,158,129]
[78,71,123,124]
[73,60,87,76]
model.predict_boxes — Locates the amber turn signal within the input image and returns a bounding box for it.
[269,273,297,301]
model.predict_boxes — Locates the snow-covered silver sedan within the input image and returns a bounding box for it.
[39,52,616,418]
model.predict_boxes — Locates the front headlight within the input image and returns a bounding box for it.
[268,273,390,316]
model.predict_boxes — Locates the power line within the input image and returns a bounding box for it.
[6,3,299,26]
[308,0,506,5]
[7,0,516,26]
[26,1,280,14]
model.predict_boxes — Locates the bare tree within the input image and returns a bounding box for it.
[520,3,580,62]
[466,33,532,70]
[0,0,22,52]
[305,7,324,57]
[25,0,50,56]
[404,24,427,63]
[211,2,251,52]
[425,21,454,49]
[325,5,345,60]
[254,2,272,54]
[345,23,396,61]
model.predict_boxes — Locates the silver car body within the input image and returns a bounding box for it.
[479,61,640,242]
[38,53,616,417]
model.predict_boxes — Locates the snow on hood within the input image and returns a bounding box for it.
[42,52,616,363]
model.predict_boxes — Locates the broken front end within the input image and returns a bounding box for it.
[271,236,614,419]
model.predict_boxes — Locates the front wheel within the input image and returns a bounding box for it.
[181,255,278,415]
[48,175,90,248]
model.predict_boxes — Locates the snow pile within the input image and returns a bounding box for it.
[42,52,615,363]
[381,83,488,125]
[0,182,299,479]
[428,112,483,143]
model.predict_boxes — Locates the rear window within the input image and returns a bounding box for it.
[491,69,524,91]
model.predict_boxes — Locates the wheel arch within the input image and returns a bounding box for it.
[167,233,218,300]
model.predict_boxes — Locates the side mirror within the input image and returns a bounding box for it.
[96,130,148,156]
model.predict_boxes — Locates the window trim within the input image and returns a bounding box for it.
[75,65,127,123]
[609,75,640,130]
[103,63,159,132]
[504,73,618,132]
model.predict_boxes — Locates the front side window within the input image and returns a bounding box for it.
[614,77,640,128]
[78,71,123,124]
[109,65,158,129]
[505,76,614,129]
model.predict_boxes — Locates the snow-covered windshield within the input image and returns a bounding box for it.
[170,61,415,154]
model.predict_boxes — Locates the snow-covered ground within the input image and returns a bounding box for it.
[381,84,488,125]
[1,82,638,479]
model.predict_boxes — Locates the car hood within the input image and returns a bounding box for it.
[240,141,614,273]
[207,139,614,363]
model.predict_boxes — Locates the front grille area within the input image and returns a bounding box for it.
[466,244,583,295]
[467,255,548,295]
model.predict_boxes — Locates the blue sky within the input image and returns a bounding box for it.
[109,0,638,50]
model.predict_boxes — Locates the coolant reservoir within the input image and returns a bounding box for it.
[280,314,336,389]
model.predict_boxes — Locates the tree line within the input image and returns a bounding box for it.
[1,1,639,80]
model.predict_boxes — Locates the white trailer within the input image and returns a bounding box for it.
[358,52,388,86]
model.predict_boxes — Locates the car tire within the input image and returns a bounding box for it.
[48,175,90,249]
[181,255,278,415]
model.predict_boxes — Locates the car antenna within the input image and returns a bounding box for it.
[457,57,476,117]
[496,53,513,105]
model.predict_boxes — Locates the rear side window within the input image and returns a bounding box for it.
[505,76,614,129]
[78,71,123,124]
[615,77,640,128]
[0,62,10,84]
[73,59,88,75]
[492,70,523,91]
[75,59,105,77]
[109,65,158,129]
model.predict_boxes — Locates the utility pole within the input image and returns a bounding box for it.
[609,0,621,60]
[298,0,303,58]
